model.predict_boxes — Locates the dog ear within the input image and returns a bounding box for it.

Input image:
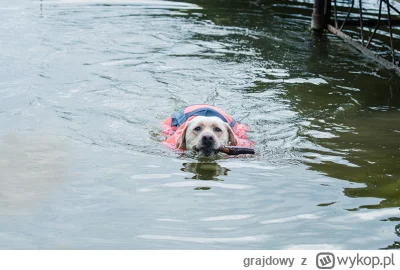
[225,123,238,146]
[176,123,189,149]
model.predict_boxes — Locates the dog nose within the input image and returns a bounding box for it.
[202,134,214,143]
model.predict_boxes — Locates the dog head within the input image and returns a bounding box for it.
[176,116,238,157]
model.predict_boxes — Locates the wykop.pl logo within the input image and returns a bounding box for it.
[316,253,335,269]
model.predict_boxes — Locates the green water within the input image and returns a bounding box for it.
[0,0,399,249]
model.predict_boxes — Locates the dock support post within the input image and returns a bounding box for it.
[311,0,328,31]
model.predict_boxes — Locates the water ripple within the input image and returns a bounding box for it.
[137,234,267,244]
[162,181,253,190]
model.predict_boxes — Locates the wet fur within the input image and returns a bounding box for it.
[176,116,238,157]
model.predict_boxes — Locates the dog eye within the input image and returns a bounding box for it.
[214,127,222,132]
[193,126,202,131]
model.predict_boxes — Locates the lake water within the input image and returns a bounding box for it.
[0,0,399,249]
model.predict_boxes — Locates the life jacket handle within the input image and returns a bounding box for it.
[170,107,236,129]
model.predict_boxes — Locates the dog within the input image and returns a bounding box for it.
[161,104,252,157]
[176,116,238,157]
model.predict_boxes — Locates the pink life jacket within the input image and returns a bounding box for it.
[161,104,253,149]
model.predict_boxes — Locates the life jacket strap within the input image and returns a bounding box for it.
[171,107,236,129]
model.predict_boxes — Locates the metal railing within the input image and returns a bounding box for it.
[312,0,400,72]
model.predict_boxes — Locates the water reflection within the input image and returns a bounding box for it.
[382,223,400,249]
[288,72,400,210]
[181,162,229,181]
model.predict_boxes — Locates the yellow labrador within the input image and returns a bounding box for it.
[176,116,238,157]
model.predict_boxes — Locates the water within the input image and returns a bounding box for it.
[0,0,399,249]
